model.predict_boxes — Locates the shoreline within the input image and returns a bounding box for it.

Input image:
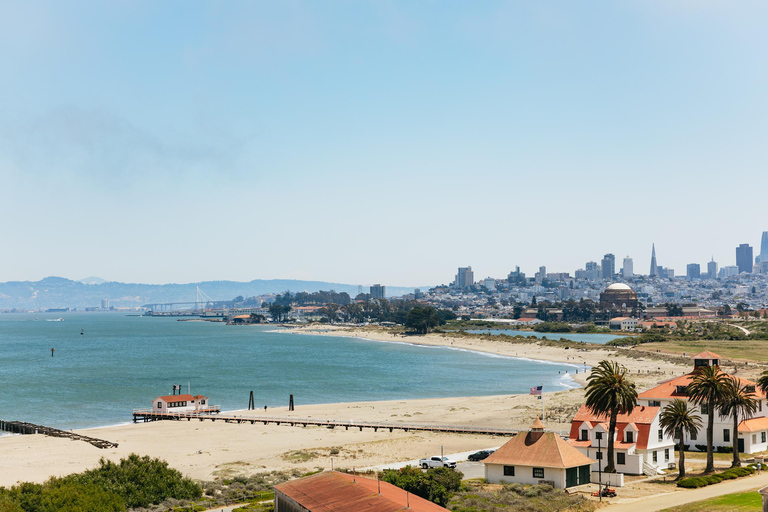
[0,325,694,487]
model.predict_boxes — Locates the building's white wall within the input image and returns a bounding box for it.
[741,430,768,454]
[485,464,565,489]
[591,472,624,487]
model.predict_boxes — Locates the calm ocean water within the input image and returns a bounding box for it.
[0,314,581,430]
[461,329,622,344]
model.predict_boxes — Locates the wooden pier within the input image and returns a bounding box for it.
[131,410,518,437]
[0,420,118,449]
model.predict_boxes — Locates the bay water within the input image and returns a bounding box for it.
[0,314,581,430]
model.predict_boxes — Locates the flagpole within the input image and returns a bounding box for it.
[541,383,544,421]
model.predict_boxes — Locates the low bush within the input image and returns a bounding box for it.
[694,444,708,452]
[677,466,755,488]
[716,446,734,453]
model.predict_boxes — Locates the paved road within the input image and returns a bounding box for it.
[361,447,499,479]
[606,472,768,511]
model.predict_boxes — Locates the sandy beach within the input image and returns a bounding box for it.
[0,326,697,488]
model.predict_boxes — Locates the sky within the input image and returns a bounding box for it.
[1,1,766,287]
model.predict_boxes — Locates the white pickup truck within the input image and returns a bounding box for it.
[419,456,457,469]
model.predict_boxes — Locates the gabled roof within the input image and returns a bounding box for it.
[484,431,594,469]
[738,417,768,433]
[274,471,448,512]
[638,373,765,400]
[568,405,661,450]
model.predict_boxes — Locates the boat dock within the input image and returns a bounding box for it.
[131,410,518,436]
[0,420,118,449]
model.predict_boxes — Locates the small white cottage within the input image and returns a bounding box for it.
[152,394,213,414]
[484,418,594,489]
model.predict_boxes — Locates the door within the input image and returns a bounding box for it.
[738,438,744,453]
[566,467,578,488]
[579,465,591,485]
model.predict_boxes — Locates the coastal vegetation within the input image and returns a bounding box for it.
[718,378,758,467]
[0,454,201,512]
[380,466,462,507]
[584,360,638,473]
[448,482,594,512]
[686,366,730,473]
[676,464,758,489]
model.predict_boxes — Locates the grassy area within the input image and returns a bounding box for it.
[662,490,762,511]
[638,339,768,362]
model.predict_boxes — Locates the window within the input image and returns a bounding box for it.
[626,431,634,443]
[753,435,757,443]
[746,385,756,393]
[760,400,763,412]
[157,402,162,409]
[701,404,709,415]
[649,401,661,407]
[658,429,664,442]
[653,451,658,463]
[724,429,730,442]
[665,449,670,461]
[533,468,545,479]
[762,432,766,443]
[617,452,626,465]
[596,451,603,460]
[596,432,603,440]
[503,466,515,476]
[675,385,688,394]
[581,429,589,441]
[691,431,697,441]
[201,399,206,405]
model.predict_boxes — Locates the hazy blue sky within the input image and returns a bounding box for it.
[1,1,766,286]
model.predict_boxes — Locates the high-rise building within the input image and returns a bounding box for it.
[707,259,718,280]
[719,266,739,278]
[370,284,386,299]
[535,266,547,284]
[586,261,598,271]
[686,263,701,279]
[622,256,633,278]
[454,267,474,288]
[736,244,753,274]
[101,299,110,310]
[601,254,615,279]
[650,244,658,277]
[758,231,768,263]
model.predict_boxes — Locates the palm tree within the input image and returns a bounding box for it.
[757,370,768,397]
[686,365,730,473]
[718,377,758,467]
[585,360,637,473]
[659,399,702,479]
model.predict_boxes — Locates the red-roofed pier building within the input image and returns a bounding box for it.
[638,351,768,454]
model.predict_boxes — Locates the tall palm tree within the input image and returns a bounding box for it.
[585,360,637,473]
[659,399,702,480]
[718,377,758,467]
[686,365,730,473]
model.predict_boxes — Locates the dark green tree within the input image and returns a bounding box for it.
[405,306,441,334]
[585,360,637,473]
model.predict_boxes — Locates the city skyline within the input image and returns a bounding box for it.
[1,2,767,286]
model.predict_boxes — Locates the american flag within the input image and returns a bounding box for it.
[530,385,543,399]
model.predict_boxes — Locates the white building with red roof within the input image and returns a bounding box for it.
[567,404,675,475]
[638,351,768,454]
[483,418,594,488]
[152,393,217,414]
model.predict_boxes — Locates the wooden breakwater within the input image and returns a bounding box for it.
[0,420,118,449]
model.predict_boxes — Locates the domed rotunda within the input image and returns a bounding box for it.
[599,283,639,310]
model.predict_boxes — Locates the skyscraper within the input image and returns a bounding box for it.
[650,244,658,277]
[736,244,753,274]
[622,256,633,278]
[601,254,615,279]
[707,258,718,279]
[759,231,768,263]
[454,267,474,288]
[686,263,701,279]
[370,284,386,299]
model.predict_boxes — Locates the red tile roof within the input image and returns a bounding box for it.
[274,471,448,512]
[484,430,594,468]
[738,417,768,433]
[568,405,661,450]
[692,351,722,360]
[155,394,208,402]
[638,373,764,400]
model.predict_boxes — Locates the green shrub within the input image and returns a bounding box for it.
[694,444,708,452]
[716,446,733,453]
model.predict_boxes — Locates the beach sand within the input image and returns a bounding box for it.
[0,326,694,487]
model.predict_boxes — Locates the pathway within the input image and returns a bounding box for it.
[606,471,768,511]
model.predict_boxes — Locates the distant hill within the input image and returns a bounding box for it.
[0,277,422,310]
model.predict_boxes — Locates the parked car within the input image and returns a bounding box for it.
[467,450,495,461]
[419,456,457,469]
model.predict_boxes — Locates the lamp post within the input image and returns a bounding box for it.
[598,435,602,503]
